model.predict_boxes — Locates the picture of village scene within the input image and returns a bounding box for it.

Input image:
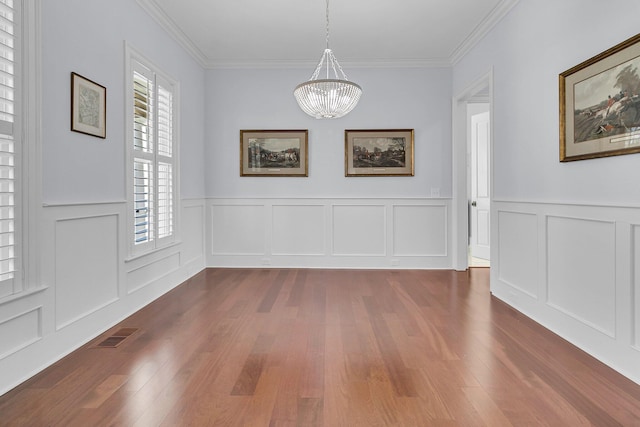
[573,57,640,144]
[247,137,301,169]
[352,136,407,168]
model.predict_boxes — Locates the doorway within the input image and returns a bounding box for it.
[451,71,492,271]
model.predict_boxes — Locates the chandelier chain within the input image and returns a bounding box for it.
[325,0,330,49]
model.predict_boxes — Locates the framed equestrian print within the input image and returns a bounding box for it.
[345,129,414,176]
[560,33,640,161]
[240,130,308,176]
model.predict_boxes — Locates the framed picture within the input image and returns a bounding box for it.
[71,72,106,138]
[560,33,640,161]
[240,130,308,177]
[345,129,414,176]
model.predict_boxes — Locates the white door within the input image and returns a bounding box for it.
[470,110,490,260]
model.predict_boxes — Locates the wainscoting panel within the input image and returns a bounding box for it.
[332,204,386,256]
[272,204,325,255]
[393,205,447,256]
[211,204,265,255]
[55,214,119,330]
[182,203,205,266]
[492,200,640,385]
[207,198,452,269]
[546,216,616,337]
[126,252,181,294]
[497,210,538,298]
[634,225,640,350]
[0,307,41,359]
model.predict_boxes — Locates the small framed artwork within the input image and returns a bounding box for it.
[345,129,414,176]
[71,72,106,138]
[560,33,640,161]
[240,129,308,177]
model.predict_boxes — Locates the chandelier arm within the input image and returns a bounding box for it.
[309,49,328,81]
[327,49,349,81]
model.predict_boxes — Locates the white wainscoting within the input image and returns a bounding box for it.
[272,204,325,256]
[54,214,119,330]
[634,224,640,351]
[492,200,640,385]
[0,307,41,359]
[0,199,206,396]
[207,198,451,269]
[332,204,386,256]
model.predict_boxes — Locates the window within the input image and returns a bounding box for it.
[126,46,178,256]
[0,0,35,299]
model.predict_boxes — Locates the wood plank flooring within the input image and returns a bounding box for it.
[1,268,640,426]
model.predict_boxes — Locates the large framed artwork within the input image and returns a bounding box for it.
[560,33,640,161]
[240,130,308,176]
[71,72,106,138]
[345,129,414,176]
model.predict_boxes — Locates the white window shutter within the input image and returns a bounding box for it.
[129,53,177,254]
[0,0,15,289]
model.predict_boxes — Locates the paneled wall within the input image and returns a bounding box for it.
[0,199,206,395]
[491,200,640,384]
[208,198,451,269]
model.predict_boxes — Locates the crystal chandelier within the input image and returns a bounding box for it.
[294,0,362,119]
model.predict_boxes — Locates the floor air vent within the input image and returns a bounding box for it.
[94,328,139,348]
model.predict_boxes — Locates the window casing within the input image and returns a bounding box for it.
[0,0,36,299]
[127,46,178,257]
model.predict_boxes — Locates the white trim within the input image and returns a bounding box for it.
[136,0,518,69]
[450,0,520,65]
[206,58,453,70]
[124,42,181,259]
[0,285,46,307]
[207,197,452,269]
[451,69,494,271]
[10,0,42,294]
[134,0,208,68]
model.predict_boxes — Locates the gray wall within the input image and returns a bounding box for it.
[205,67,452,198]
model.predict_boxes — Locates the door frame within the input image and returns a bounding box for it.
[451,69,493,271]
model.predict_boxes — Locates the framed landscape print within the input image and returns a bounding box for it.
[71,72,106,138]
[560,33,640,161]
[345,129,414,176]
[240,130,308,176]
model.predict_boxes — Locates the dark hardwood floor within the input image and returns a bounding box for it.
[1,268,639,426]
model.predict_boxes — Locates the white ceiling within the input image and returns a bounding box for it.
[137,0,519,68]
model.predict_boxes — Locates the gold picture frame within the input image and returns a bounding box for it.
[240,130,308,177]
[345,129,414,176]
[71,72,106,138]
[560,33,640,161]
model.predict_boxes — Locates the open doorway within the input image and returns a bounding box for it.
[451,71,492,271]
[468,103,490,267]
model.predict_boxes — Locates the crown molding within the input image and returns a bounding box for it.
[135,0,208,68]
[450,0,520,65]
[205,57,452,70]
[137,0,518,70]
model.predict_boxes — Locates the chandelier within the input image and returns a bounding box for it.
[294,0,362,119]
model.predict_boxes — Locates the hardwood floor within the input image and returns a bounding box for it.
[1,268,639,426]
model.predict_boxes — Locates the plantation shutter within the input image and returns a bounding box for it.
[156,82,172,239]
[130,58,175,252]
[0,0,16,289]
[133,69,153,246]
